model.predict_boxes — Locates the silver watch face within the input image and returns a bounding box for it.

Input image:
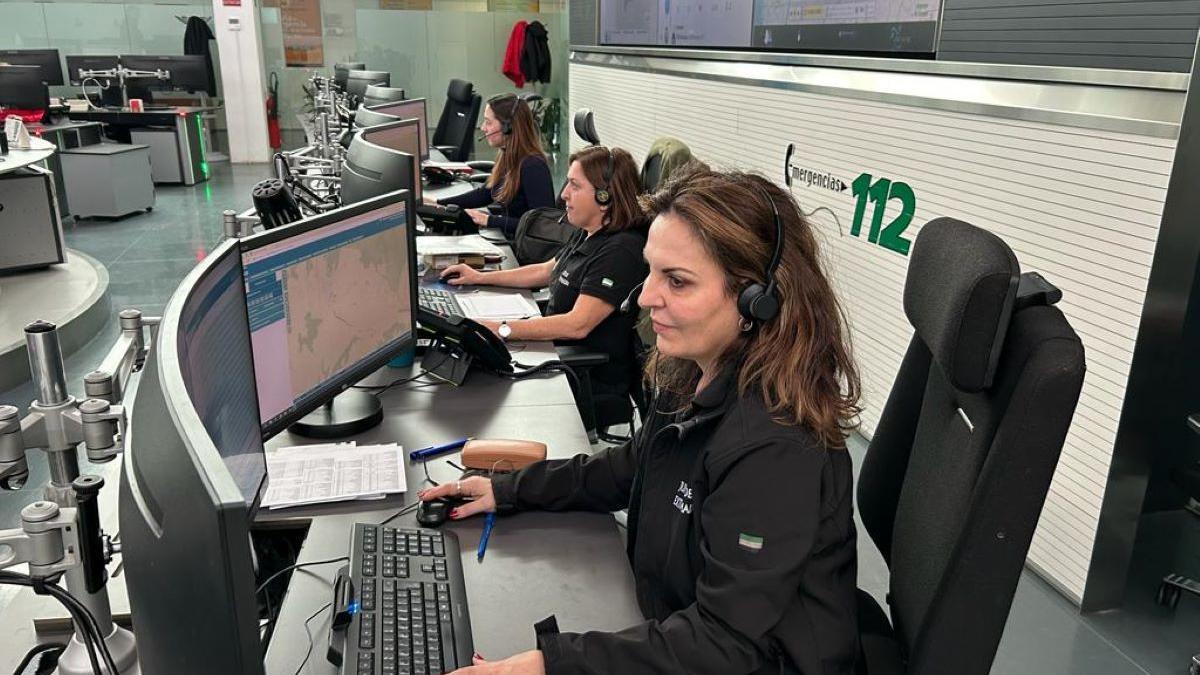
[499,323,511,338]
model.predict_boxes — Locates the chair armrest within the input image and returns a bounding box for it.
[555,345,610,368]
[467,160,494,173]
[434,145,460,161]
[467,173,490,184]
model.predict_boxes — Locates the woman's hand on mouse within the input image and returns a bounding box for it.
[449,650,544,675]
[422,195,439,206]
[439,264,484,286]
[417,476,496,520]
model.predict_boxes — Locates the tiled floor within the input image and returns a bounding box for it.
[0,161,1196,674]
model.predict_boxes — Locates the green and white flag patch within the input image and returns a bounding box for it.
[738,533,764,553]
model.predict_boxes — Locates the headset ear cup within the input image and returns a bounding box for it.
[738,283,763,323]
[595,188,611,206]
[738,283,780,323]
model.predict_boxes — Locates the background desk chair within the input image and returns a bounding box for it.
[857,218,1086,674]
[432,79,481,162]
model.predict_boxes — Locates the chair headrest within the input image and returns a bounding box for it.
[903,217,1020,393]
[573,109,600,145]
[446,79,474,104]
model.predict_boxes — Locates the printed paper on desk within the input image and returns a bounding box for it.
[261,442,407,509]
[416,235,505,258]
[456,291,541,320]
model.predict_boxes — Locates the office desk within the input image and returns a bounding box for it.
[29,120,105,218]
[68,106,217,185]
[0,137,66,272]
[0,347,641,674]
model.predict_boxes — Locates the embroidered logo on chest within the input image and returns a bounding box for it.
[672,481,694,515]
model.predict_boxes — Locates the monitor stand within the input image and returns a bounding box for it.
[288,390,383,438]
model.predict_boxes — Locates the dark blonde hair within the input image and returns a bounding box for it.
[640,168,861,448]
[568,145,642,233]
[486,94,546,205]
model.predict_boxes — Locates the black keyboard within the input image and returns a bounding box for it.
[419,287,462,318]
[342,524,474,675]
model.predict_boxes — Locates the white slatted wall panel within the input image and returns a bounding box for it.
[570,62,1177,603]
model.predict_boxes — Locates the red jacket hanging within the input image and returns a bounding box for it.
[503,20,528,88]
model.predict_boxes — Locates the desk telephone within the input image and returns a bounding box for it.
[417,307,512,385]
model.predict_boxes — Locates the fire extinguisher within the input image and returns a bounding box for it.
[266,72,281,150]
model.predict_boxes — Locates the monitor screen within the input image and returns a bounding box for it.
[240,194,415,437]
[0,65,49,110]
[0,49,63,86]
[371,98,428,160]
[176,246,266,509]
[361,120,422,204]
[121,54,209,92]
[65,55,120,86]
[600,0,941,54]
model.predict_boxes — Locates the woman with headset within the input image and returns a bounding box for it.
[427,93,555,237]
[425,168,862,675]
[439,145,648,404]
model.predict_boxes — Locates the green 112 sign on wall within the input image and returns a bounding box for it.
[785,144,916,256]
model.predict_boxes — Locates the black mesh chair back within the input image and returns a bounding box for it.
[856,218,1086,674]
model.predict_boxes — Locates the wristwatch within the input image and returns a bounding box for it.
[498,321,512,340]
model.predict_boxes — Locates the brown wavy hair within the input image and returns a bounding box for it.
[568,145,642,232]
[486,94,546,205]
[640,168,861,448]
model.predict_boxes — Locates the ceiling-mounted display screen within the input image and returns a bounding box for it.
[600,0,941,54]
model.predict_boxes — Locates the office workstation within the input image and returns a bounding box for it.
[2,1,1200,674]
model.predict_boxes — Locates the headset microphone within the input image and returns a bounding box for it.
[620,281,644,314]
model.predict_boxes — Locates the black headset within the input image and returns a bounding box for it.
[594,146,615,206]
[489,93,525,136]
[736,183,784,324]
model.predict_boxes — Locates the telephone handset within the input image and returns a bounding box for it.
[417,308,512,384]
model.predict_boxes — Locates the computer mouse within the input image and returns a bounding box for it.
[440,270,462,282]
[416,499,451,528]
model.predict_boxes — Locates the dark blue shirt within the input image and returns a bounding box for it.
[437,155,555,237]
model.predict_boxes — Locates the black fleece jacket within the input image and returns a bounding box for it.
[491,366,858,675]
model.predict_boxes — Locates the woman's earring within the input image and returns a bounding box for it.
[739,318,754,333]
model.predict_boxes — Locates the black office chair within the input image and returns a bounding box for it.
[344,70,390,106]
[641,137,692,193]
[431,79,481,162]
[856,218,1086,674]
[333,61,366,91]
[573,109,600,146]
[362,84,405,107]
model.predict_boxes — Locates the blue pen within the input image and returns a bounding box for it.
[477,513,495,562]
[408,437,471,462]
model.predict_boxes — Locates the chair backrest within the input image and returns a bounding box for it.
[432,79,481,162]
[573,109,600,145]
[333,61,365,90]
[363,84,405,107]
[640,136,692,193]
[857,218,1086,674]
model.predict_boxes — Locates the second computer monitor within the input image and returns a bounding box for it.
[65,55,120,86]
[359,119,423,204]
[239,191,417,438]
[368,97,428,160]
[0,65,50,110]
[345,70,390,100]
[0,49,63,86]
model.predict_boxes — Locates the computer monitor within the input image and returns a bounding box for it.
[120,240,267,675]
[354,105,400,129]
[359,119,423,204]
[344,69,389,100]
[65,54,119,86]
[363,84,405,107]
[0,65,49,110]
[369,98,428,160]
[333,61,366,90]
[239,190,416,438]
[0,49,63,86]
[340,134,419,208]
[120,54,209,92]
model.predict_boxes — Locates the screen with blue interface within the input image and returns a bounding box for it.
[600,0,940,53]
[176,247,266,508]
[241,200,413,435]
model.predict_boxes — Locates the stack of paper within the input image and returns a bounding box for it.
[456,291,541,320]
[416,235,505,258]
[261,442,407,510]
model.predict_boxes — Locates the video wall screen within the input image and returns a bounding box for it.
[599,0,941,54]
